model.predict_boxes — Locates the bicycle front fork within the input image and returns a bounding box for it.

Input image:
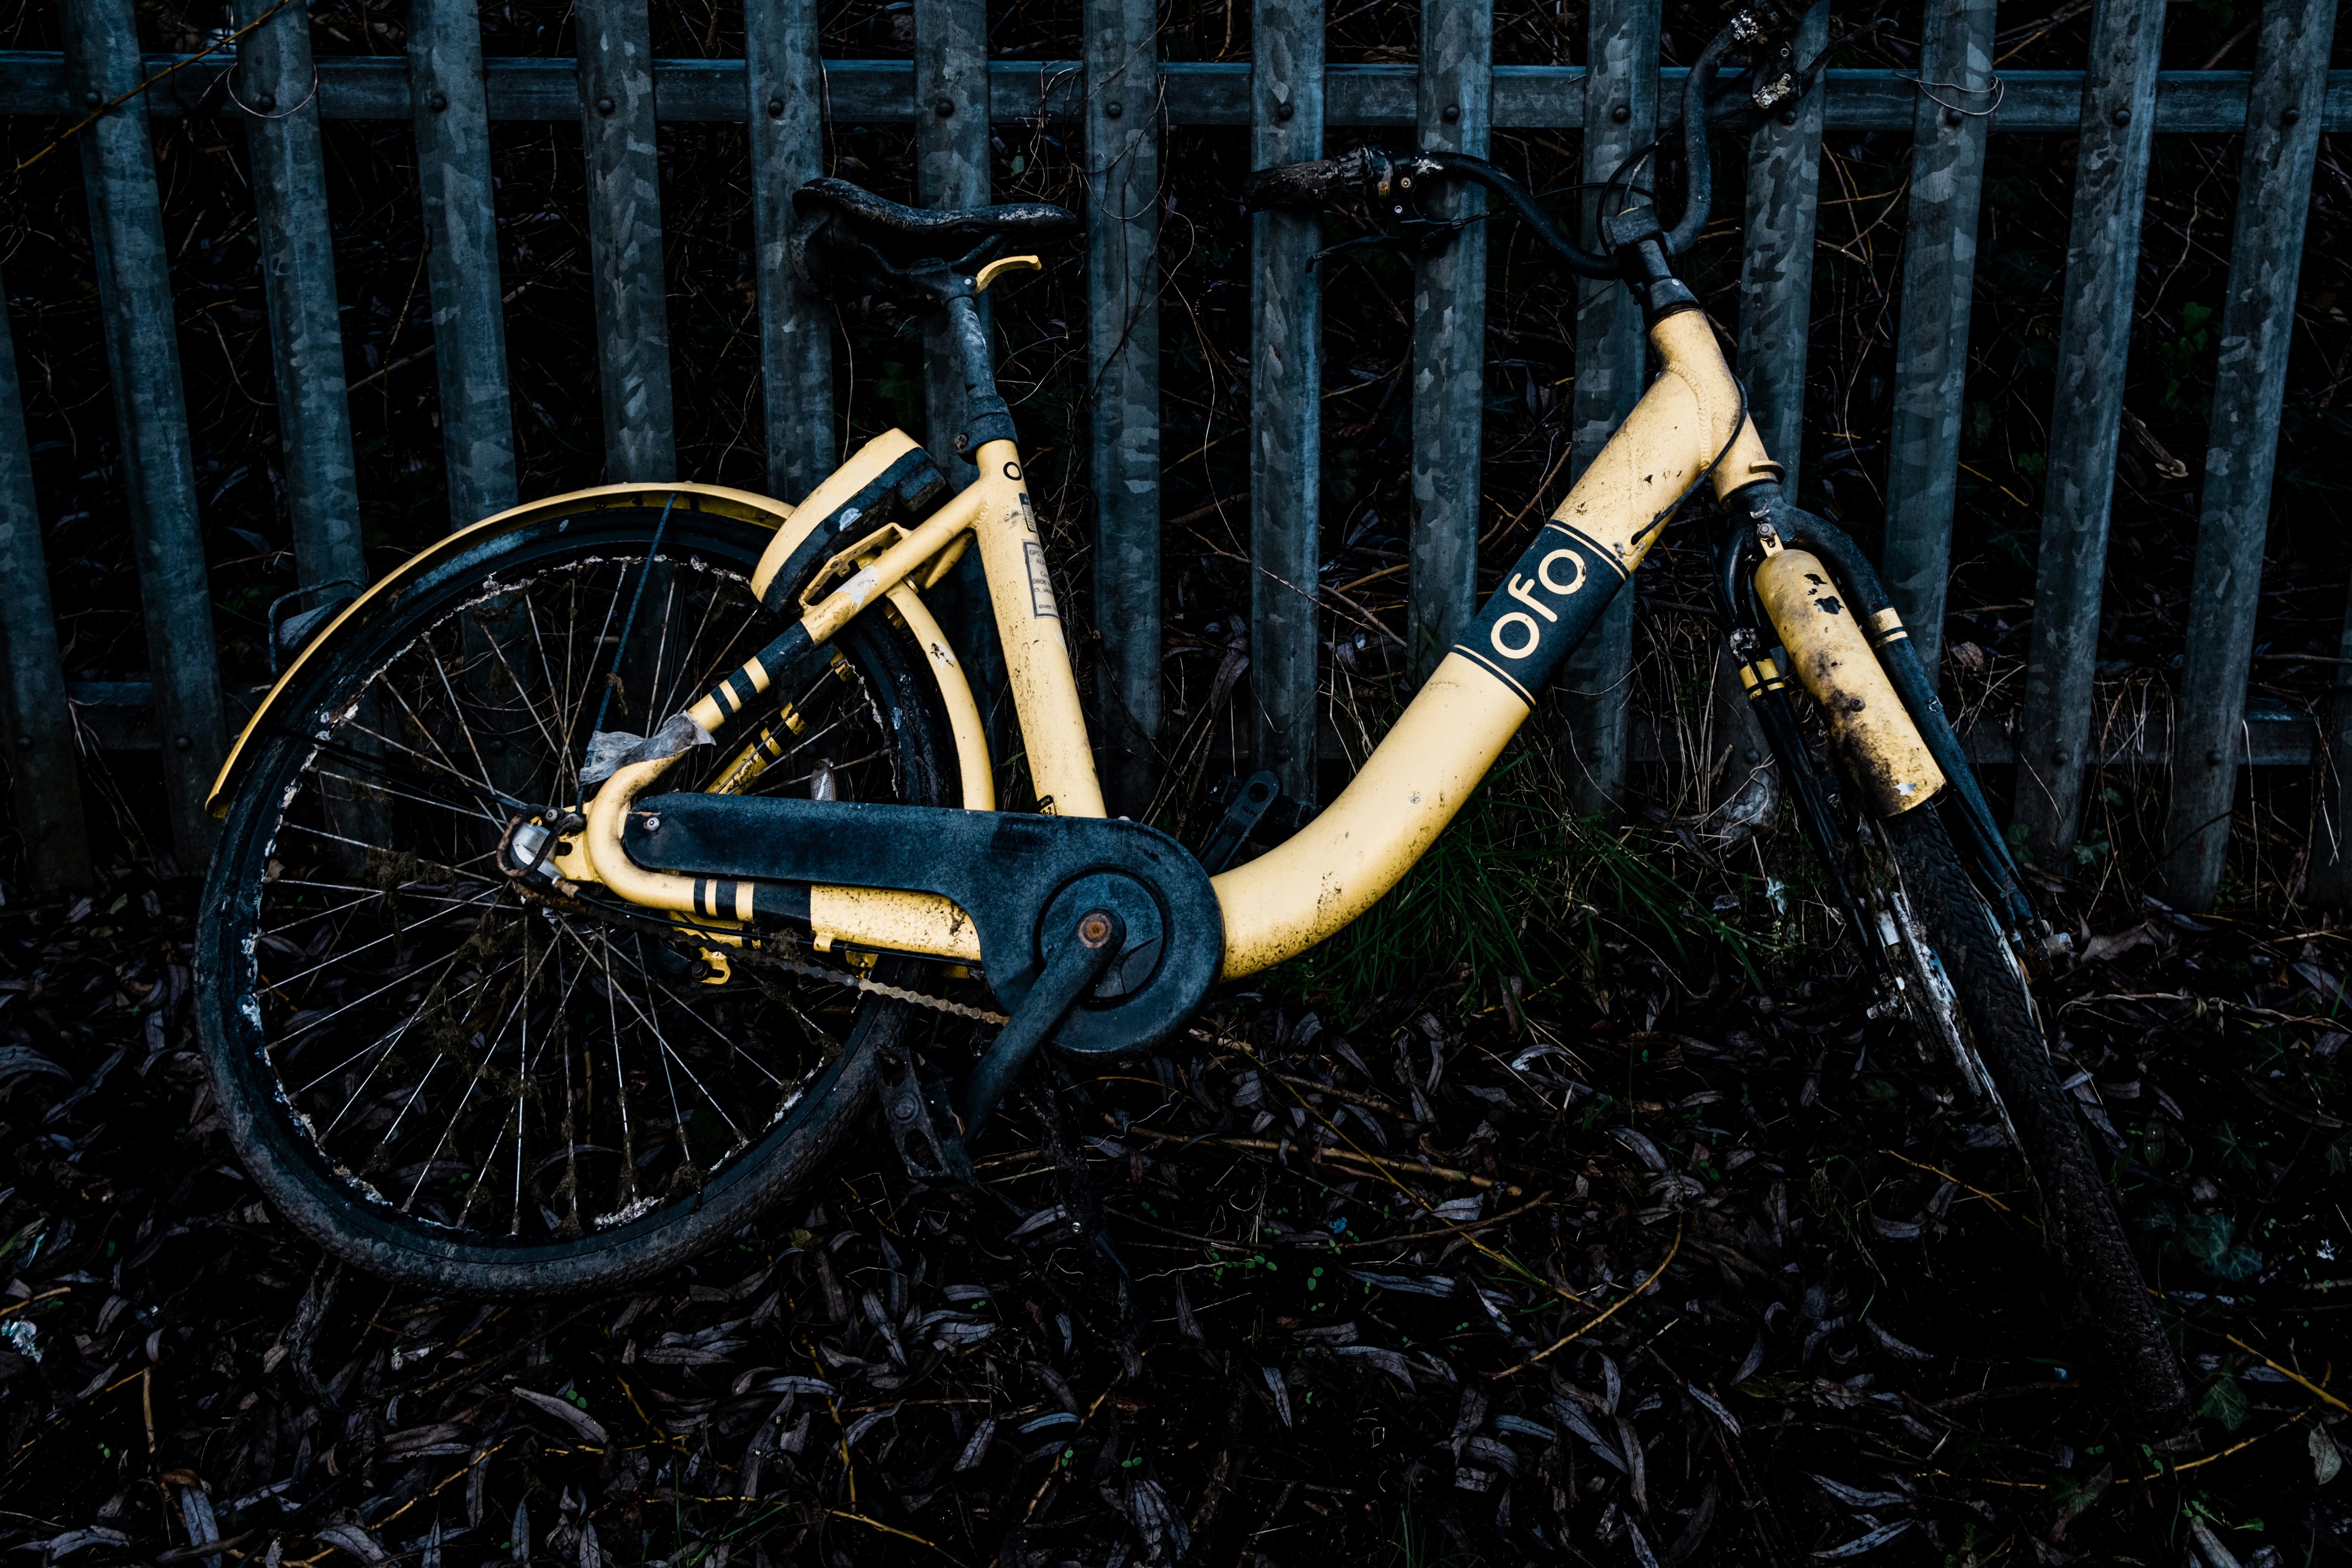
[1714,479,2039,948]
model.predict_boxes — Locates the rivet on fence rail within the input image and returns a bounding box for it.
[2012,0,2168,865]
[1084,0,1162,815]
[61,0,227,869]
[747,0,833,502]
[407,0,518,531]
[1877,0,1996,674]
[1558,0,1656,817]
[2165,0,2338,911]
[1248,0,1325,804]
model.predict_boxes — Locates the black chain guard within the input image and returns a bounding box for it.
[626,794,1223,1054]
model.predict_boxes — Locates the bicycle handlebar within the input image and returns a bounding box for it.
[1238,146,1387,213]
[1242,4,1810,276]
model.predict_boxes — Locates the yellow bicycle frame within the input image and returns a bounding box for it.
[214,307,1942,987]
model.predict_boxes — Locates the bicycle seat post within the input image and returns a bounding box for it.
[917,268,1015,458]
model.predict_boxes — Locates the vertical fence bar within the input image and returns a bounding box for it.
[2160,0,2336,911]
[1718,0,1828,822]
[914,0,1006,749]
[1248,0,1325,803]
[2010,0,2167,864]
[1557,0,1655,816]
[577,0,675,482]
[235,0,364,597]
[1737,2,1827,489]
[1084,0,1162,814]
[61,0,226,869]
[746,0,832,501]
[0,281,90,891]
[1405,0,1490,681]
[1876,0,1995,672]
[916,0,991,484]
[408,0,518,530]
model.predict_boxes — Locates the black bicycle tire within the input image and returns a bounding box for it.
[197,507,955,1299]
[1881,804,2190,1433]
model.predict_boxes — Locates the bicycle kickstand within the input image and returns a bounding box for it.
[878,906,1126,1186]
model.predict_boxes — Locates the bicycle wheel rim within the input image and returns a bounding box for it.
[199,506,948,1295]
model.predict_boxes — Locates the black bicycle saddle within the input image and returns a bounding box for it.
[790,177,1078,304]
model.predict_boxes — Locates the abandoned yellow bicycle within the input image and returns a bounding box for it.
[194,8,2187,1433]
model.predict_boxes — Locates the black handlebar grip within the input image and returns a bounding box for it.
[1241,148,1379,211]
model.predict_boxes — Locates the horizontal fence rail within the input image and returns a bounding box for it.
[0,0,2346,914]
[0,54,2347,130]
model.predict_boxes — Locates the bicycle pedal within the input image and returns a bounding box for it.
[1197,769,1316,873]
[877,1045,973,1186]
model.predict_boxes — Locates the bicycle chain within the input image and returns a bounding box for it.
[731,941,1009,1025]
[511,879,1011,1024]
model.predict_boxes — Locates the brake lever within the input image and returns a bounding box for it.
[1297,154,1489,273]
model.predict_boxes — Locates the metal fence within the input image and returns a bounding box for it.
[0,0,2344,911]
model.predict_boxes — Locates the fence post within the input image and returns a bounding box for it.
[577,0,675,482]
[1557,0,1655,816]
[0,280,90,891]
[408,0,518,531]
[914,0,1007,752]
[1738,3,1826,490]
[234,0,365,598]
[1876,0,1996,672]
[1720,0,1828,824]
[746,0,832,501]
[61,0,227,870]
[1405,0,1490,682]
[1248,0,1325,804]
[2010,0,2165,866]
[1084,0,1162,815]
[2161,0,2336,911]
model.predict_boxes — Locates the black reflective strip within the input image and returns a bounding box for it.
[709,681,740,717]
[725,668,764,709]
[754,625,815,686]
[1447,521,1627,706]
[714,880,741,919]
[693,879,712,917]
[750,882,814,926]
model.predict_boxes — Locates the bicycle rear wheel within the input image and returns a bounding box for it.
[1877,804,2189,1433]
[197,501,957,1298]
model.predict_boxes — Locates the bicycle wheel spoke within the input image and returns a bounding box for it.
[658,985,786,1089]
[429,650,510,801]
[408,929,556,1213]
[594,933,753,1133]
[526,591,590,802]
[482,617,571,766]
[270,884,501,993]
[308,766,506,829]
[379,678,499,805]
[273,876,496,902]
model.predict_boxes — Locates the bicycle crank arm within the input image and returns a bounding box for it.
[622,792,1223,1054]
[955,908,1124,1140]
